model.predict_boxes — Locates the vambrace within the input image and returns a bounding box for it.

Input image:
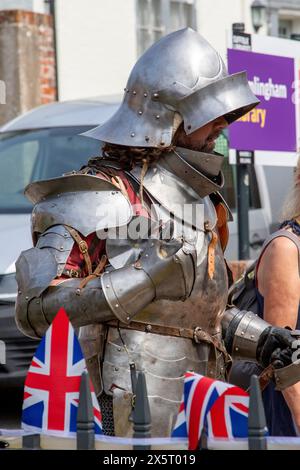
[15,238,195,339]
[15,259,155,339]
[222,307,270,362]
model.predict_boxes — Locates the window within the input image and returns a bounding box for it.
[279,19,293,38]
[136,0,196,56]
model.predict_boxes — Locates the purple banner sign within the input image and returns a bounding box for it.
[228,48,296,152]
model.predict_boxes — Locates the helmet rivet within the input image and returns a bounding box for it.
[133,90,137,95]
[156,115,160,119]
[153,92,159,99]
[145,136,149,142]
[131,132,135,137]
[144,92,148,97]
[138,110,143,115]
[124,87,127,92]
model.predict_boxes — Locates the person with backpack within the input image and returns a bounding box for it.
[230,159,300,436]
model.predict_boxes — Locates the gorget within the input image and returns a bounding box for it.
[129,147,226,232]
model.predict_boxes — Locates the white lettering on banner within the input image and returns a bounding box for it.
[249,76,287,101]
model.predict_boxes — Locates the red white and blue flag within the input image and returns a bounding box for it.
[171,372,249,449]
[22,308,102,436]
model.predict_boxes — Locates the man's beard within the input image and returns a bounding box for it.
[187,139,216,153]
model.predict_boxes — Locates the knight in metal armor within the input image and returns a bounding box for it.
[15,28,300,437]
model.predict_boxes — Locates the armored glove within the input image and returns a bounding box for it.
[256,326,300,389]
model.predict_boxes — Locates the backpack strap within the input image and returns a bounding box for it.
[256,229,300,279]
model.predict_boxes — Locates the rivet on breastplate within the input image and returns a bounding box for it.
[241,331,245,335]
[115,367,119,372]
[25,296,29,300]
[235,347,239,352]
[250,335,254,339]
[117,347,122,352]
[127,316,130,321]
[145,324,152,332]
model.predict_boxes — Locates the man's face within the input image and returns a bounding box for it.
[174,116,228,153]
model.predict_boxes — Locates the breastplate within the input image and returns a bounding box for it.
[108,159,229,336]
[101,154,229,437]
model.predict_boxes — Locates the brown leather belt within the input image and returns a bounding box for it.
[106,319,195,340]
[106,320,232,374]
[106,320,229,359]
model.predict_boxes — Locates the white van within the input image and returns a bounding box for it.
[0,97,294,387]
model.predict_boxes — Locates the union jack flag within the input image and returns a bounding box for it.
[206,386,249,439]
[171,372,249,449]
[22,308,102,436]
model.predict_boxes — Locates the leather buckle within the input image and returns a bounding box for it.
[79,240,88,254]
[70,269,80,278]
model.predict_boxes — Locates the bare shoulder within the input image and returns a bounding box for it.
[263,235,299,262]
[258,234,300,327]
[259,234,300,282]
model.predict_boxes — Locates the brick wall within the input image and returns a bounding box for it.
[0,10,56,125]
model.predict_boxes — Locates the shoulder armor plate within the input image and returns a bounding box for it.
[130,165,217,231]
[26,174,133,236]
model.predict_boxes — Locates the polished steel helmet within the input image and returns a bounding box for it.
[83,28,259,148]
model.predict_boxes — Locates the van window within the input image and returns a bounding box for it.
[0,127,100,213]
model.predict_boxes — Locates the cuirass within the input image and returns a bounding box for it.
[101,158,229,437]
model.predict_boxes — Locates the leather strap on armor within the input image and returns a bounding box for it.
[64,225,93,275]
[106,319,195,339]
[106,319,231,365]
[204,221,218,280]
[257,364,275,392]
[77,255,108,290]
[215,202,229,252]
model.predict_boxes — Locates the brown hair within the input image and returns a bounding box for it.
[102,142,174,170]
